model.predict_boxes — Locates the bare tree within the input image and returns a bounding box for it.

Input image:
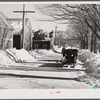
[36,4,100,53]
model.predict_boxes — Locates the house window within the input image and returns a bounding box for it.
[35,44,39,49]
[43,45,47,49]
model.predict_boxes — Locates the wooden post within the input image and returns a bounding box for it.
[13,4,35,49]
[22,4,25,48]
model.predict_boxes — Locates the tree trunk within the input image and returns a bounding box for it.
[85,35,88,49]
[80,37,84,49]
[94,34,97,53]
[90,33,94,52]
[83,36,85,49]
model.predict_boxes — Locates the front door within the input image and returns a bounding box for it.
[13,35,21,49]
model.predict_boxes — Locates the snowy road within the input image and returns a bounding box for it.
[0,52,92,89]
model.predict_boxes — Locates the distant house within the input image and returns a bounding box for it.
[32,30,52,50]
[0,12,13,49]
[32,40,51,50]
[8,18,32,51]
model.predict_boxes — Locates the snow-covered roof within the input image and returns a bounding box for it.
[7,18,29,28]
[0,12,13,30]
[13,28,22,34]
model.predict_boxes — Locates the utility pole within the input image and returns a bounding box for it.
[13,4,35,48]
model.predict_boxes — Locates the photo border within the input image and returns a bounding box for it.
[0,0,100,99]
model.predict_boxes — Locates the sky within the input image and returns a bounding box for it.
[0,4,67,31]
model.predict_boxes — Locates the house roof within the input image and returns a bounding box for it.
[13,28,22,34]
[10,18,31,34]
[7,18,29,26]
[0,12,13,30]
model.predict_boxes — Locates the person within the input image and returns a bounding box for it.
[61,46,66,64]
[61,46,66,57]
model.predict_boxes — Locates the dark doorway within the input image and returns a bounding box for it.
[43,45,47,49]
[13,35,21,49]
[34,44,39,49]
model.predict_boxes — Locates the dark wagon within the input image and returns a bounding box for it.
[62,48,78,68]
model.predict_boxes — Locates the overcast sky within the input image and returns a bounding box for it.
[0,3,67,31]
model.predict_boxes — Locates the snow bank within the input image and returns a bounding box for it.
[78,49,96,62]
[35,49,55,55]
[77,49,100,86]
[30,49,59,59]
[84,55,100,73]
[9,48,37,62]
[77,49,100,74]
[0,50,14,66]
[6,49,17,62]
[78,73,100,87]
[29,50,42,59]
[52,45,62,53]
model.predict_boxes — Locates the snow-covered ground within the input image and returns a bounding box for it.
[78,49,96,62]
[52,45,63,53]
[1,47,100,75]
[30,49,56,59]
[0,48,37,66]
[0,48,61,66]
[0,50,15,66]
[77,49,100,73]
[77,49,100,87]
[52,47,100,87]
[8,48,37,62]
[29,50,42,59]
[0,47,100,88]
